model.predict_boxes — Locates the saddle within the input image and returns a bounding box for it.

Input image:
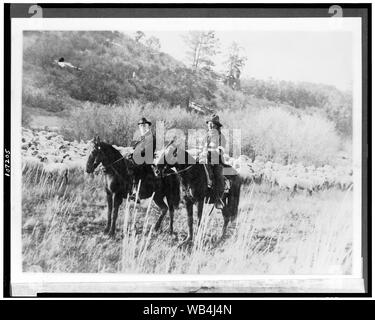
[203,164,231,194]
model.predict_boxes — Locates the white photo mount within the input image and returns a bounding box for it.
[9,16,365,296]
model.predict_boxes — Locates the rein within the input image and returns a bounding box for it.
[96,148,129,183]
[110,156,127,166]
[163,165,194,177]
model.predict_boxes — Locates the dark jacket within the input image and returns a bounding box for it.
[132,130,156,165]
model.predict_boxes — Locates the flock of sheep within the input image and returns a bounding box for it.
[22,128,88,172]
[229,155,353,194]
[21,128,353,194]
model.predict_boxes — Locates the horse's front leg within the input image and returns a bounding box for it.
[104,189,112,234]
[109,193,123,237]
[221,214,230,240]
[166,196,176,235]
[197,200,204,226]
[168,207,174,235]
[153,196,168,232]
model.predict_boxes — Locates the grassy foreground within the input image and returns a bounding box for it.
[22,161,352,275]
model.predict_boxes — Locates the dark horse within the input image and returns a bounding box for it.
[155,145,242,245]
[86,137,180,237]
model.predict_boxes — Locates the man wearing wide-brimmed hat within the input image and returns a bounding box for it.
[127,117,157,201]
[200,114,226,210]
[131,117,156,165]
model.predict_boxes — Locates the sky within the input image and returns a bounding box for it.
[132,30,353,91]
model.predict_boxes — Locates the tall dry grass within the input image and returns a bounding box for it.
[22,161,353,274]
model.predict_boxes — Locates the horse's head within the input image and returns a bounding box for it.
[86,136,107,173]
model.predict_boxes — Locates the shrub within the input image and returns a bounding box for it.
[214,84,249,110]
[62,102,340,165]
[22,84,80,112]
[61,101,206,146]
[222,107,340,166]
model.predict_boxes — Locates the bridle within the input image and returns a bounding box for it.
[93,145,129,183]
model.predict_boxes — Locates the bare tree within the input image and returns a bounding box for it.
[224,42,247,90]
[183,31,220,72]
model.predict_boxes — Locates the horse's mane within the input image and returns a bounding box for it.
[99,141,118,153]
[99,141,126,163]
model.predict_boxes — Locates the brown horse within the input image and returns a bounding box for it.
[155,145,242,245]
[86,137,180,237]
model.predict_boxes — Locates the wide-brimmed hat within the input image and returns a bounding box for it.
[206,114,222,127]
[137,117,152,126]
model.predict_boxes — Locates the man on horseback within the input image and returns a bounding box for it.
[128,117,157,199]
[199,114,226,210]
[131,117,156,164]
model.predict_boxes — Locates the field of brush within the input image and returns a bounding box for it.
[21,128,353,274]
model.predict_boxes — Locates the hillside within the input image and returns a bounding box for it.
[23,31,352,131]
[23,31,218,111]
[22,31,352,165]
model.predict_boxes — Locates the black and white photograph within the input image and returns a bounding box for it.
[5,4,370,296]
